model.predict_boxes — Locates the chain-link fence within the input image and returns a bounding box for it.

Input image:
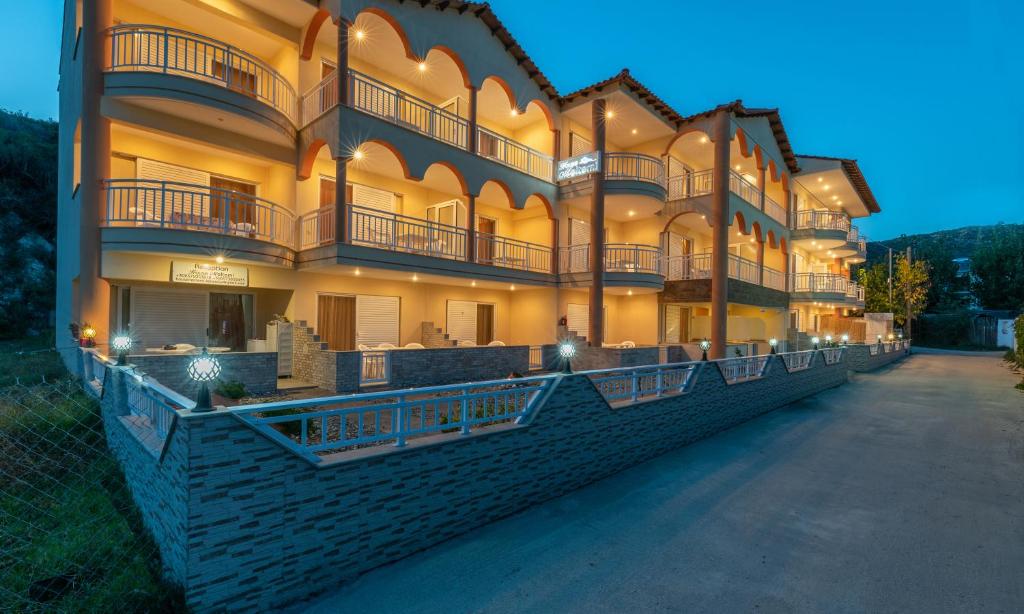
[0,367,183,612]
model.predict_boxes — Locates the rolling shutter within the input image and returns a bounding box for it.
[136,158,211,222]
[446,300,478,343]
[351,184,396,213]
[355,295,399,346]
[567,303,589,340]
[131,288,208,350]
[569,132,592,157]
[664,305,682,344]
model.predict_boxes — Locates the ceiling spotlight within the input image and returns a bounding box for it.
[471,280,476,287]
[605,110,615,119]
[352,148,365,160]
[354,29,366,41]
[734,164,741,170]
[215,255,225,264]
[509,284,516,291]
[412,274,419,281]
[631,128,638,135]
[417,61,427,72]
[627,290,633,296]
[510,108,519,117]
[700,136,708,144]
[823,185,831,191]
[628,210,636,217]
[831,195,838,201]
[354,268,361,276]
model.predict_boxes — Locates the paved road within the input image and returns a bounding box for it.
[298,353,1024,614]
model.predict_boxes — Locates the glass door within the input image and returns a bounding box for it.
[209,293,254,351]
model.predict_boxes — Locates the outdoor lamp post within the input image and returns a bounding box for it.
[699,338,711,361]
[768,338,778,355]
[558,340,577,374]
[811,336,820,350]
[187,348,222,412]
[888,333,895,342]
[825,335,833,347]
[876,334,883,346]
[841,334,849,346]
[81,324,97,348]
[111,335,132,366]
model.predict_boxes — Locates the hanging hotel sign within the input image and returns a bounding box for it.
[171,261,249,287]
[556,151,601,182]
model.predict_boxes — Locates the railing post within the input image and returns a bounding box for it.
[461,395,471,436]
[162,27,169,73]
[630,371,639,402]
[394,399,406,447]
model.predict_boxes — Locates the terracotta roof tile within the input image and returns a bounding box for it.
[558,68,687,127]
[798,154,881,213]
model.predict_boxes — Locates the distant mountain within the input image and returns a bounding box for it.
[865,224,1024,265]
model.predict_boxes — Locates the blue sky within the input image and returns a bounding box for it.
[2,0,1021,240]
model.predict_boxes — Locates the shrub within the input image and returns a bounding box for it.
[214,380,246,399]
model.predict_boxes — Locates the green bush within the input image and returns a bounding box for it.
[1015,315,1024,367]
[214,380,246,399]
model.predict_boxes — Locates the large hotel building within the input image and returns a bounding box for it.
[58,0,879,371]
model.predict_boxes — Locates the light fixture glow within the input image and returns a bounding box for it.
[417,61,427,72]
[818,177,824,182]
[700,136,709,144]
[823,185,831,191]
[509,285,515,291]
[215,255,225,264]
[734,164,741,171]
[187,348,222,411]
[769,338,778,354]
[354,29,366,41]
[628,210,636,217]
[831,195,839,201]
[841,334,849,344]
[354,268,361,276]
[558,340,577,373]
[811,336,820,349]
[412,274,419,282]
[112,334,132,365]
[627,289,633,296]
[631,128,638,135]
[510,108,518,117]
[352,149,365,161]
[699,338,711,360]
[471,280,476,287]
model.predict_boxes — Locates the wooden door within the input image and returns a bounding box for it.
[317,294,356,351]
[476,216,496,263]
[209,177,256,231]
[476,304,494,345]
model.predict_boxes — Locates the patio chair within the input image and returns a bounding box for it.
[487,340,506,346]
[457,340,476,347]
[403,342,425,349]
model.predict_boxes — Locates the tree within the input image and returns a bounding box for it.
[971,228,1024,310]
[858,255,930,327]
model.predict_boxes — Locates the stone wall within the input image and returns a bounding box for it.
[661,278,790,309]
[128,352,278,397]
[845,342,910,372]
[291,321,360,392]
[385,345,531,388]
[419,322,456,348]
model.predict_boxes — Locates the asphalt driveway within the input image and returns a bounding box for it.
[297,352,1024,614]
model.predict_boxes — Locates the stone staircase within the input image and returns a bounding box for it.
[420,322,457,348]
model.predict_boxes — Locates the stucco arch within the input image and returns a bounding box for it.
[524,99,556,133]
[422,161,470,197]
[356,139,414,180]
[298,138,332,180]
[731,210,750,234]
[478,178,515,209]
[751,221,765,244]
[661,209,709,232]
[525,193,555,219]
[301,10,331,61]
[662,126,713,157]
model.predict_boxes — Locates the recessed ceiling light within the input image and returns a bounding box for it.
[831,195,838,201]
[352,148,364,160]
[215,255,225,264]
[605,110,615,119]
[700,136,708,144]
[631,128,638,135]
[817,177,823,182]
[510,108,518,117]
[734,164,741,170]
[354,268,361,276]
[510,284,516,291]
[412,274,419,281]
[823,185,831,191]
[628,210,636,217]
[354,29,365,41]
[471,280,476,287]
[627,290,633,296]
[417,61,427,72]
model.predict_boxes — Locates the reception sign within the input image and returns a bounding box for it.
[556,151,601,181]
[172,261,248,287]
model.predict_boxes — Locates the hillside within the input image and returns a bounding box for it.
[865,224,1024,265]
[0,109,58,338]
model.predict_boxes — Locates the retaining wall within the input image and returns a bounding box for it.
[128,352,278,396]
[385,345,530,388]
[94,348,893,612]
[845,341,910,372]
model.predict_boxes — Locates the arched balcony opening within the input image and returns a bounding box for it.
[476,77,555,181]
[473,184,554,273]
[665,130,714,201]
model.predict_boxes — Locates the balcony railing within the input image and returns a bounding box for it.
[763,194,787,226]
[108,25,298,123]
[727,252,759,285]
[729,170,762,211]
[300,71,552,182]
[667,169,714,200]
[559,244,663,275]
[103,179,297,248]
[848,226,868,252]
[478,127,553,182]
[763,266,786,291]
[791,272,848,294]
[475,233,552,273]
[793,210,851,233]
[604,153,665,187]
[348,205,467,261]
[846,281,865,302]
[662,253,785,291]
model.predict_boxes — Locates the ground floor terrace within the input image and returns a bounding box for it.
[294,350,1020,614]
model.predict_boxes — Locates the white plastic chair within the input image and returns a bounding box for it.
[457,340,476,347]
[487,340,506,347]
[621,340,636,348]
[404,342,425,349]
[376,343,397,350]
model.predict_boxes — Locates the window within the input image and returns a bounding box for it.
[212,60,257,97]
[210,176,257,226]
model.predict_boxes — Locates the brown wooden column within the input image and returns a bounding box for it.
[335,156,349,243]
[466,194,477,262]
[589,99,607,346]
[336,19,349,104]
[756,238,766,286]
[79,0,113,343]
[709,111,731,359]
[334,19,351,244]
[550,217,559,274]
[468,86,478,153]
[757,165,767,210]
[784,179,793,229]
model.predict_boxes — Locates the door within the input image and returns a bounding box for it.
[355,295,400,347]
[446,300,478,344]
[476,304,494,345]
[568,218,591,272]
[662,304,689,344]
[476,216,496,264]
[317,294,356,351]
[131,288,208,350]
[209,293,254,351]
[210,176,257,233]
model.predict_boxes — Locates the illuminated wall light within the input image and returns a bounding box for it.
[628,210,636,217]
[215,255,225,264]
[509,108,519,117]
[627,289,633,296]
[354,29,366,41]
[817,177,824,182]
[354,268,361,276]
[352,148,365,161]
[605,110,615,119]
[412,274,419,281]
[509,284,516,291]
[417,61,427,72]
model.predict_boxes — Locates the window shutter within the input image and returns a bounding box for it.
[355,295,399,346]
[567,303,589,340]
[569,132,592,157]
[131,288,208,350]
[664,305,681,343]
[136,158,211,222]
[446,300,478,343]
[351,184,396,213]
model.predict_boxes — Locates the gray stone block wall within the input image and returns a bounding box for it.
[845,342,910,372]
[128,352,278,397]
[291,321,360,393]
[385,346,531,388]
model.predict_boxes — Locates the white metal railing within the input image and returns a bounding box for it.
[791,272,848,294]
[108,25,298,123]
[348,69,468,149]
[104,179,297,248]
[348,205,467,261]
[821,347,844,365]
[476,233,552,273]
[233,376,556,458]
[360,351,390,386]
[81,349,113,394]
[728,253,759,285]
[605,153,665,186]
[729,170,761,208]
[667,168,714,200]
[793,210,851,232]
[585,362,698,404]
[782,350,814,371]
[125,374,182,439]
[764,194,787,225]
[298,206,336,249]
[528,346,543,371]
[716,354,770,383]
[560,243,663,275]
[301,69,338,125]
[869,344,880,356]
[846,281,865,301]
[664,253,711,281]
[763,266,786,291]
[478,126,553,181]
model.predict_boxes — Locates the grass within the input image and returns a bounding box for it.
[0,332,69,387]
[0,342,184,612]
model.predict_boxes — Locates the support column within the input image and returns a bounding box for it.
[784,181,793,229]
[334,156,349,242]
[589,99,607,346]
[709,111,731,359]
[79,0,113,344]
[757,165,767,211]
[466,194,477,263]
[756,238,766,286]
[550,218,559,274]
[468,86,478,154]
[334,19,351,244]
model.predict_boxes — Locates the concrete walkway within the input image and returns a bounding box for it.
[297,353,1024,614]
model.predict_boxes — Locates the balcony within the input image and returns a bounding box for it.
[790,210,851,249]
[834,226,868,262]
[100,179,296,264]
[664,168,788,226]
[558,243,664,290]
[301,70,553,182]
[661,253,788,306]
[298,204,555,278]
[106,25,298,137]
[789,272,852,304]
[557,152,667,205]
